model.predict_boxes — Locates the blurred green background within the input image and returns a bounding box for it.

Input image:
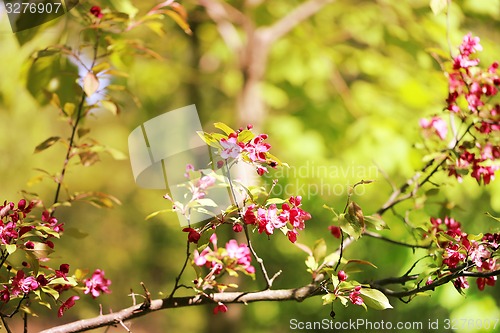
[0,0,499,332]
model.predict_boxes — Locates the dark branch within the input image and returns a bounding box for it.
[40,284,320,333]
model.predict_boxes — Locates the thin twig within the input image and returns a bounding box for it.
[53,29,101,208]
[1,316,12,333]
[223,160,276,289]
[23,312,27,333]
[168,241,191,299]
[364,231,431,250]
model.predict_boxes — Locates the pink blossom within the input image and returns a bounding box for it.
[0,286,9,303]
[220,133,242,159]
[182,228,201,243]
[184,164,195,178]
[213,302,228,314]
[193,248,210,266]
[476,276,496,291]
[11,271,39,296]
[453,276,469,290]
[41,210,64,233]
[0,222,18,244]
[338,270,348,282]
[232,223,243,233]
[84,269,111,298]
[55,264,70,281]
[58,296,80,317]
[328,225,342,238]
[225,240,253,272]
[197,175,216,190]
[471,164,497,185]
[419,116,448,140]
[244,134,271,162]
[257,204,287,235]
[256,165,268,176]
[243,205,257,225]
[349,286,363,305]
[469,241,491,268]
[459,33,482,56]
[442,243,466,268]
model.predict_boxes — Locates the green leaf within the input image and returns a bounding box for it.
[72,192,122,209]
[146,21,165,36]
[197,132,222,149]
[338,295,349,306]
[322,252,345,267]
[346,259,378,269]
[237,130,255,143]
[194,198,218,207]
[322,293,336,305]
[63,103,75,116]
[105,147,128,160]
[5,244,17,255]
[359,288,393,310]
[101,100,120,116]
[49,277,78,286]
[214,122,236,135]
[92,62,111,74]
[305,255,318,272]
[266,198,286,205]
[364,215,389,231]
[164,9,192,35]
[425,188,440,196]
[430,0,448,15]
[41,286,60,301]
[35,49,61,58]
[485,212,500,223]
[344,202,365,238]
[145,209,173,220]
[34,137,60,153]
[313,238,327,262]
[32,242,55,260]
[64,227,89,239]
[77,128,91,138]
[338,213,361,240]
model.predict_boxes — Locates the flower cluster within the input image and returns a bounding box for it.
[447,143,499,184]
[425,216,499,291]
[193,234,255,291]
[90,5,103,18]
[420,34,499,185]
[214,124,277,176]
[163,165,219,226]
[84,269,112,298]
[419,116,448,140]
[183,164,216,200]
[243,196,312,243]
[0,199,111,318]
[322,270,366,308]
[445,34,499,184]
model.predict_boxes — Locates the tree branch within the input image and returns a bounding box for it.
[40,284,320,333]
[263,0,336,43]
[364,230,431,249]
[370,267,500,298]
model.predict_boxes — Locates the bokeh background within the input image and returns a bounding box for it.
[0,0,499,332]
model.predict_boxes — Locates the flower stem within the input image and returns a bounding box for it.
[52,30,101,209]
